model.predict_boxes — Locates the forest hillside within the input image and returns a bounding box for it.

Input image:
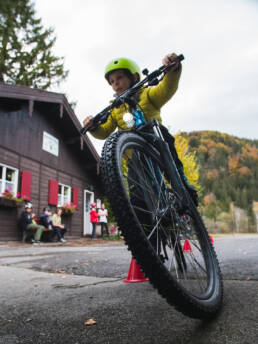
[180,130,258,232]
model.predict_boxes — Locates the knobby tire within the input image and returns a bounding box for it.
[100,131,223,319]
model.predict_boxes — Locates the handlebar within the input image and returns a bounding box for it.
[80,54,184,135]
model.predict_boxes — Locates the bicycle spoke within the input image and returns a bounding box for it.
[120,141,216,299]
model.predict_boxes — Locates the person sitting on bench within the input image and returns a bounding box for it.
[19,203,44,244]
[52,207,67,243]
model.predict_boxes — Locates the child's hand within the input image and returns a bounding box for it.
[162,53,180,70]
[83,116,94,129]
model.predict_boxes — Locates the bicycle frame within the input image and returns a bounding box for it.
[132,110,190,211]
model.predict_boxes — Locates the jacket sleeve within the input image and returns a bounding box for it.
[147,66,182,110]
[89,111,117,140]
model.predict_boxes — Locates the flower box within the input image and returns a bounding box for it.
[0,189,25,208]
[62,209,74,216]
[0,197,19,208]
[61,202,77,216]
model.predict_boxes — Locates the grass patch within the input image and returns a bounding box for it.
[103,235,123,241]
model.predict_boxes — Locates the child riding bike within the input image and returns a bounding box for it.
[81,54,223,319]
[83,53,197,205]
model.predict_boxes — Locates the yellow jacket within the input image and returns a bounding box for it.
[90,67,182,140]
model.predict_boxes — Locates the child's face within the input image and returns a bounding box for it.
[108,70,132,95]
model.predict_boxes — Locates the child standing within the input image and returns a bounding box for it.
[90,203,99,240]
[98,203,109,237]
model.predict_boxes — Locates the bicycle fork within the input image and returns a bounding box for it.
[151,120,190,211]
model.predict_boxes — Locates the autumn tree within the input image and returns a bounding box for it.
[174,133,201,192]
[0,0,68,89]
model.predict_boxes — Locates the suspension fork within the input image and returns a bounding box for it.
[151,120,190,209]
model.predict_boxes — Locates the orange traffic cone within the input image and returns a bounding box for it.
[124,258,149,283]
[183,239,192,252]
[209,235,214,244]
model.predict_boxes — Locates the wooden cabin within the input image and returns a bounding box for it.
[0,82,101,241]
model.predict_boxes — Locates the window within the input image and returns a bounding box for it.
[96,199,101,209]
[42,131,59,156]
[58,183,71,206]
[0,164,19,196]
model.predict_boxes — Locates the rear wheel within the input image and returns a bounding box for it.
[101,131,223,318]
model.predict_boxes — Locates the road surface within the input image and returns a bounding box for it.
[0,234,257,344]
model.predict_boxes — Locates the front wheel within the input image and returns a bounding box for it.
[101,131,223,319]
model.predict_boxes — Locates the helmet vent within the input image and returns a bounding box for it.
[114,61,118,64]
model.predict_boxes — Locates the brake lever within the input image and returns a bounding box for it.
[80,125,92,135]
[80,110,111,135]
[158,54,184,74]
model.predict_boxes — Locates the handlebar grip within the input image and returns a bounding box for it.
[177,54,184,62]
[80,123,98,135]
[177,54,184,61]
[80,126,88,135]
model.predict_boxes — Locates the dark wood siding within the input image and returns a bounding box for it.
[1,104,96,177]
[58,171,72,187]
[0,207,21,241]
[0,147,19,168]
[0,91,100,241]
[70,178,84,237]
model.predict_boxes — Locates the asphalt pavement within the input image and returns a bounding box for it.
[0,235,257,344]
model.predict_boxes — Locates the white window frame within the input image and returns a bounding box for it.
[0,163,19,197]
[58,183,71,206]
[96,199,101,209]
[42,131,59,156]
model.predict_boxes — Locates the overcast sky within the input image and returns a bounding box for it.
[36,0,258,153]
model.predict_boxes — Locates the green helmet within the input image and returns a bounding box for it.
[104,57,141,82]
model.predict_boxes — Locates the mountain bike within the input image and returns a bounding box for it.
[81,55,223,319]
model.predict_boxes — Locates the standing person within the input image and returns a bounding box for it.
[98,203,109,237]
[19,203,44,244]
[90,203,99,240]
[52,207,67,243]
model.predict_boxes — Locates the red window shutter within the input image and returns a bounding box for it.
[48,180,58,205]
[72,188,79,209]
[20,171,32,200]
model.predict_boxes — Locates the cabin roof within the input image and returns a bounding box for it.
[0,82,100,167]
